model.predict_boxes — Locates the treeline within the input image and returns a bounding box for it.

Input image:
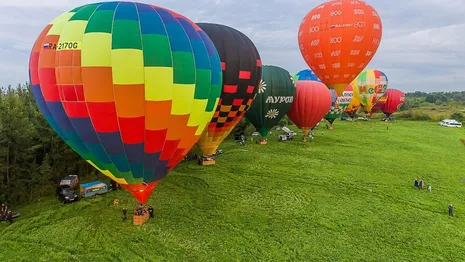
[403,91,465,108]
[405,91,465,102]
[0,84,92,206]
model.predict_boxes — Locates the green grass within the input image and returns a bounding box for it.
[2,120,465,261]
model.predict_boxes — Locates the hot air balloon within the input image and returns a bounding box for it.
[298,0,383,96]
[352,69,388,114]
[293,69,321,81]
[382,89,405,118]
[28,2,222,204]
[196,23,261,164]
[344,85,360,118]
[245,65,296,144]
[287,80,332,142]
[325,85,353,128]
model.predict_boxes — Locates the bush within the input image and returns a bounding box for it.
[450,112,464,122]
[431,113,449,122]
[412,110,431,121]
[397,110,413,119]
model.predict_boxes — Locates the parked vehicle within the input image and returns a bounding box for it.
[80,181,108,198]
[60,175,79,189]
[439,119,462,128]
[56,185,79,204]
[279,126,296,141]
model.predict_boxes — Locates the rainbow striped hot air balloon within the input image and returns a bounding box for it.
[28,2,222,204]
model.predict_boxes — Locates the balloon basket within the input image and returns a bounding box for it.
[133,213,150,225]
[202,159,215,166]
[259,140,267,145]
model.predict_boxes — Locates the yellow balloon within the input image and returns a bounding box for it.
[345,95,361,116]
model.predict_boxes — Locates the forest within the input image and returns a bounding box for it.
[0,83,90,206]
[0,83,463,207]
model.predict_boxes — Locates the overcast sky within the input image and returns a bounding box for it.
[0,0,464,93]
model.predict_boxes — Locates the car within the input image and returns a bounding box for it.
[60,175,79,189]
[56,185,79,204]
[439,119,462,128]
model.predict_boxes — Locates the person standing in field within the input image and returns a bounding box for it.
[414,178,419,188]
[419,179,424,190]
[449,204,454,216]
[427,184,432,193]
[122,208,127,222]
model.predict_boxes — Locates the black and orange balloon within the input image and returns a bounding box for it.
[196,23,262,157]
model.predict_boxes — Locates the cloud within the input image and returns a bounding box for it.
[0,0,463,92]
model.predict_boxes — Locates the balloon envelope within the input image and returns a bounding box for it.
[382,89,405,117]
[369,93,388,116]
[29,2,222,204]
[293,69,321,82]
[352,69,388,113]
[325,85,354,124]
[287,80,332,135]
[298,0,383,95]
[345,85,361,117]
[246,65,296,137]
[196,23,262,156]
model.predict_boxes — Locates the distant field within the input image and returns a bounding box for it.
[1,120,465,261]
[391,104,465,122]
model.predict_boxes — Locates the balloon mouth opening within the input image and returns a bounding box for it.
[328,83,349,96]
[121,181,160,204]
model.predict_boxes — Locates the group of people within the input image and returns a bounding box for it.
[414,178,432,192]
[413,179,455,217]
[0,203,13,224]
[122,204,154,222]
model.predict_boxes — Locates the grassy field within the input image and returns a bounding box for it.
[1,120,465,261]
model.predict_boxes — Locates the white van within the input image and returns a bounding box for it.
[439,119,462,128]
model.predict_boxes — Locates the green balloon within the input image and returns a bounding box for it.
[246,65,296,137]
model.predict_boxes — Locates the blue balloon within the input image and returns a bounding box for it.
[293,69,321,82]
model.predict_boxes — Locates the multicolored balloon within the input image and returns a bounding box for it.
[246,65,296,138]
[352,69,388,113]
[287,80,332,141]
[29,2,222,204]
[325,85,353,126]
[298,0,383,96]
[196,23,261,157]
[293,69,321,82]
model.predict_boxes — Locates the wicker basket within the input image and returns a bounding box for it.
[133,212,150,225]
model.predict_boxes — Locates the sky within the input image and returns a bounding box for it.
[0,0,464,93]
